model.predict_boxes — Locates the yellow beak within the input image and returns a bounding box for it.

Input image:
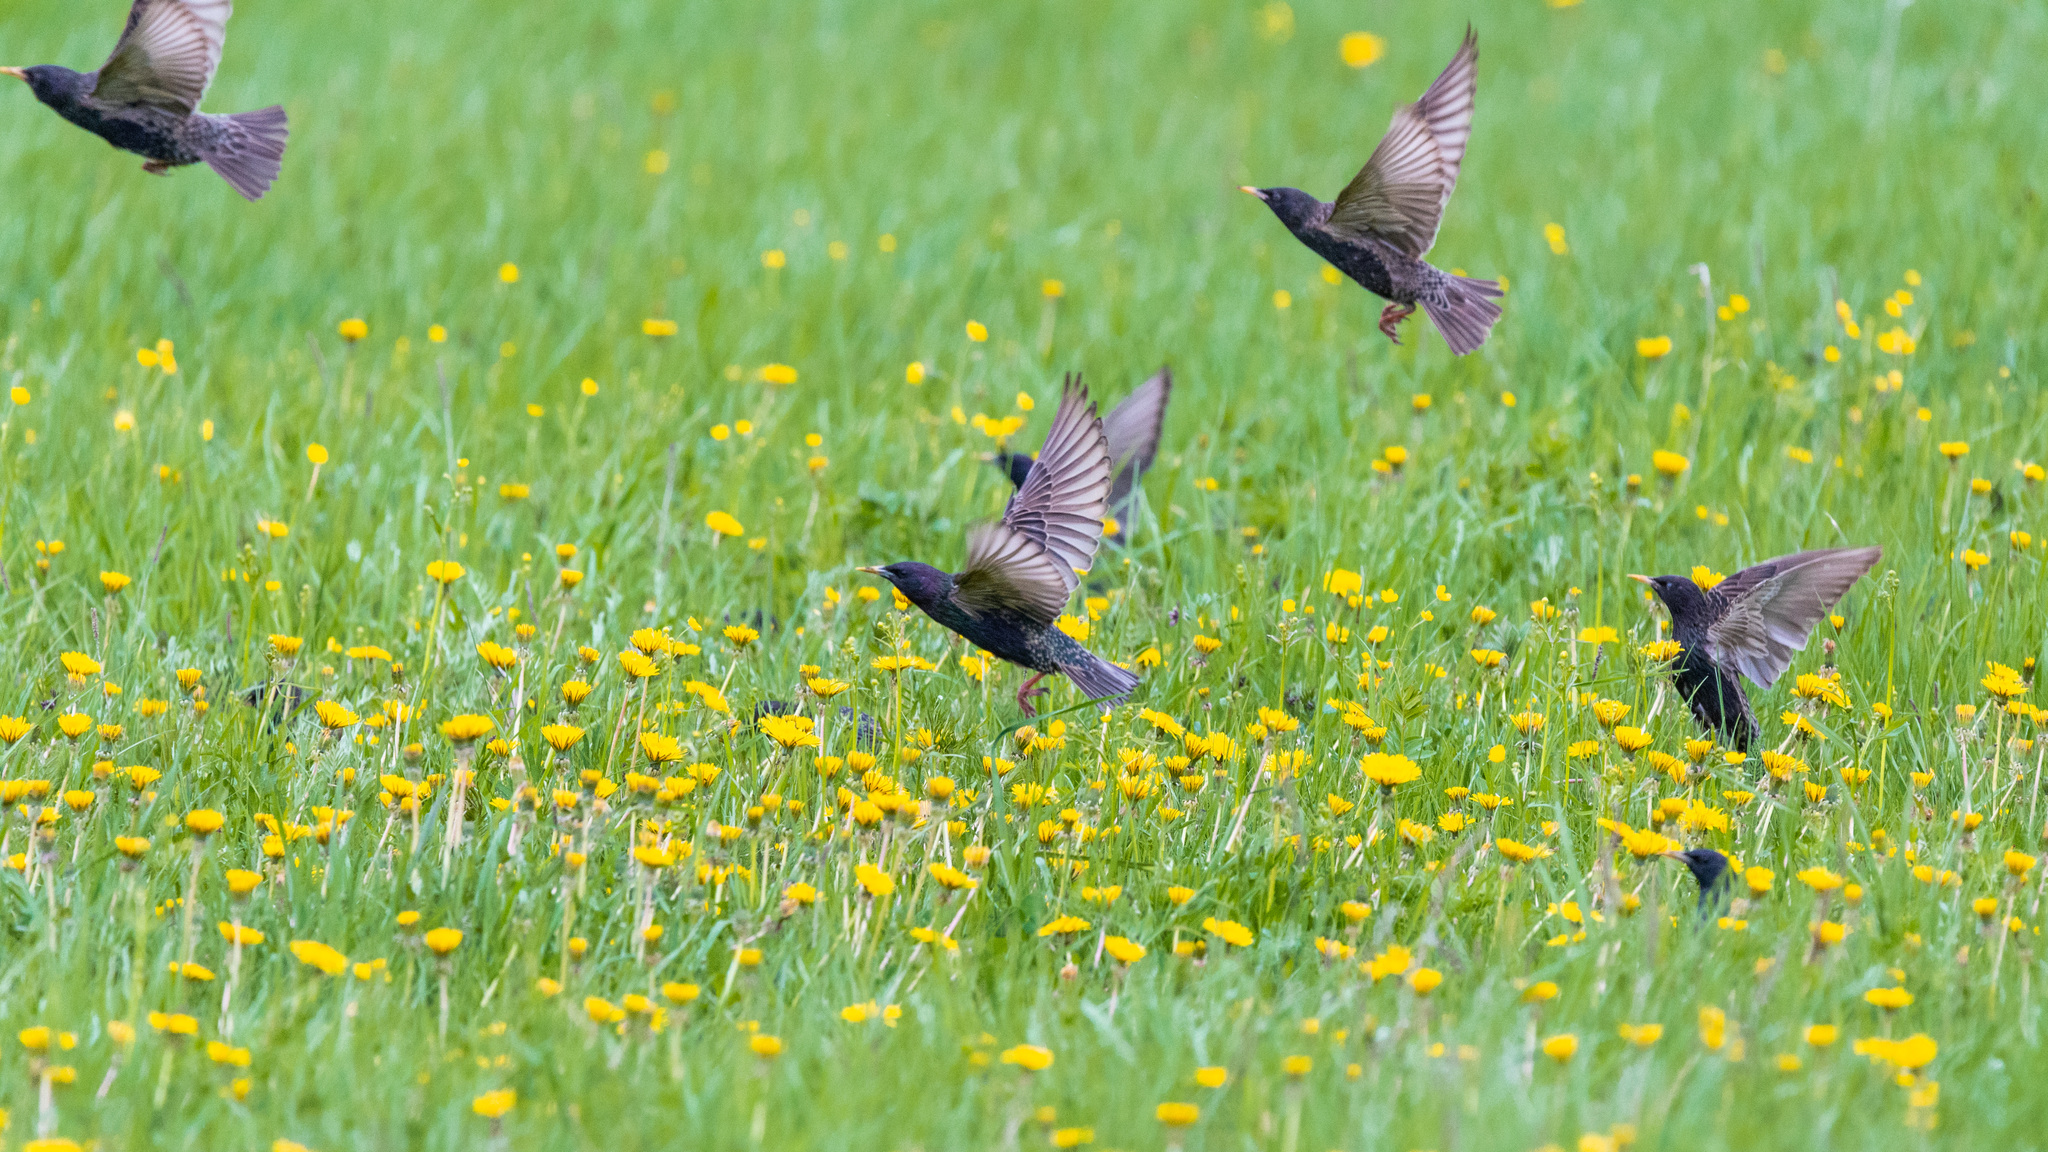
[1238,185,1263,197]
[0,68,27,81]
[1628,574,1651,585]
[855,566,885,576]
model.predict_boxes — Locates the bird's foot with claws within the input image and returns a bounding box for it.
[1015,673,1049,717]
[1378,302,1415,344]
[141,160,171,176]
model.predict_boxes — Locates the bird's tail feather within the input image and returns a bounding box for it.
[202,106,289,202]
[1424,275,1503,356]
[1063,653,1140,709]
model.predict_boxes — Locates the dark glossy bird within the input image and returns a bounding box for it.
[861,375,1140,716]
[1632,546,1882,749]
[992,366,1171,546]
[1241,27,1500,355]
[1663,848,1732,917]
[752,700,881,750]
[3,0,287,200]
[239,681,309,728]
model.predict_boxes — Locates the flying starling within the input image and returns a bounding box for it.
[860,375,1140,716]
[1241,27,1501,355]
[992,366,1171,546]
[1632,546,1882,749]
[3,0,288,201]
[1663,848,1732,918]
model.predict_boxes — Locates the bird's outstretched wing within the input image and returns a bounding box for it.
[953,522,1076,627]
[1324,25,1478,258]
[956,376,1110,625]
[93,0,232,114]
[1704,546,1882,687]
[1102,366,1171,515]
[999,374,1110,577]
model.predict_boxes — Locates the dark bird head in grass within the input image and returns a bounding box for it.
[1240,186,1325,232]
[239,681,310,729]
[1632,573,1711,620]
[989,367,1171,548]
[753,700,881,749]
[1663,847,1732,915]
[988,453,1035,490]
[856,562,952,611]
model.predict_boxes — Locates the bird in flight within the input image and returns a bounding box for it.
[992,366,1171,547]
[3,0,288,200]
[1632,546,1882,749]
[861,375,1140,716]
[1242,26,1501,355]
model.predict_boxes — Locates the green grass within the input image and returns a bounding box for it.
[3,0,2048,1147]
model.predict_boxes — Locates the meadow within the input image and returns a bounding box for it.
[2,0,2047,1147]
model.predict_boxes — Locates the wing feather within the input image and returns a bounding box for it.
[1001,374,1111,578]
[954,522,1074,627]
[1704,546,1882,687]
[1325,26,1478,257]
[94,0,232,113]
[1101,366,1171,516]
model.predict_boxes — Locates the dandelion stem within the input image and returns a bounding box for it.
[443,747,473,875]
[152,1043,174,1108]
[1686,262,1715,460]
[558,876,575,988]
[222,933,242,1036]
[178,840,203,968]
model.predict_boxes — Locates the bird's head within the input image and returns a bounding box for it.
[1661,847,1731,893]
[0,65,87,105]
[986,451,1034,489]
[855,562,952,608]
[1630,572,1709,617]
[1240,185,1322,231]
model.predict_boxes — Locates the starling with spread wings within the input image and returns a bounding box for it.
[1241,26,1500,355]
[993,366,1171,546]
[861,375,1141,716]
[3,0,288,200]
[1632,546,1882,749]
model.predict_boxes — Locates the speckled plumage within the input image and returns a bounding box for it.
[1243,28,1501,354]
[1260,196,1462,316]
[4,0,288,200]
[872,563,1107,683]
[863,377,1141,716]
[1635,547,1882,750]
[1652,576,1764,749]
